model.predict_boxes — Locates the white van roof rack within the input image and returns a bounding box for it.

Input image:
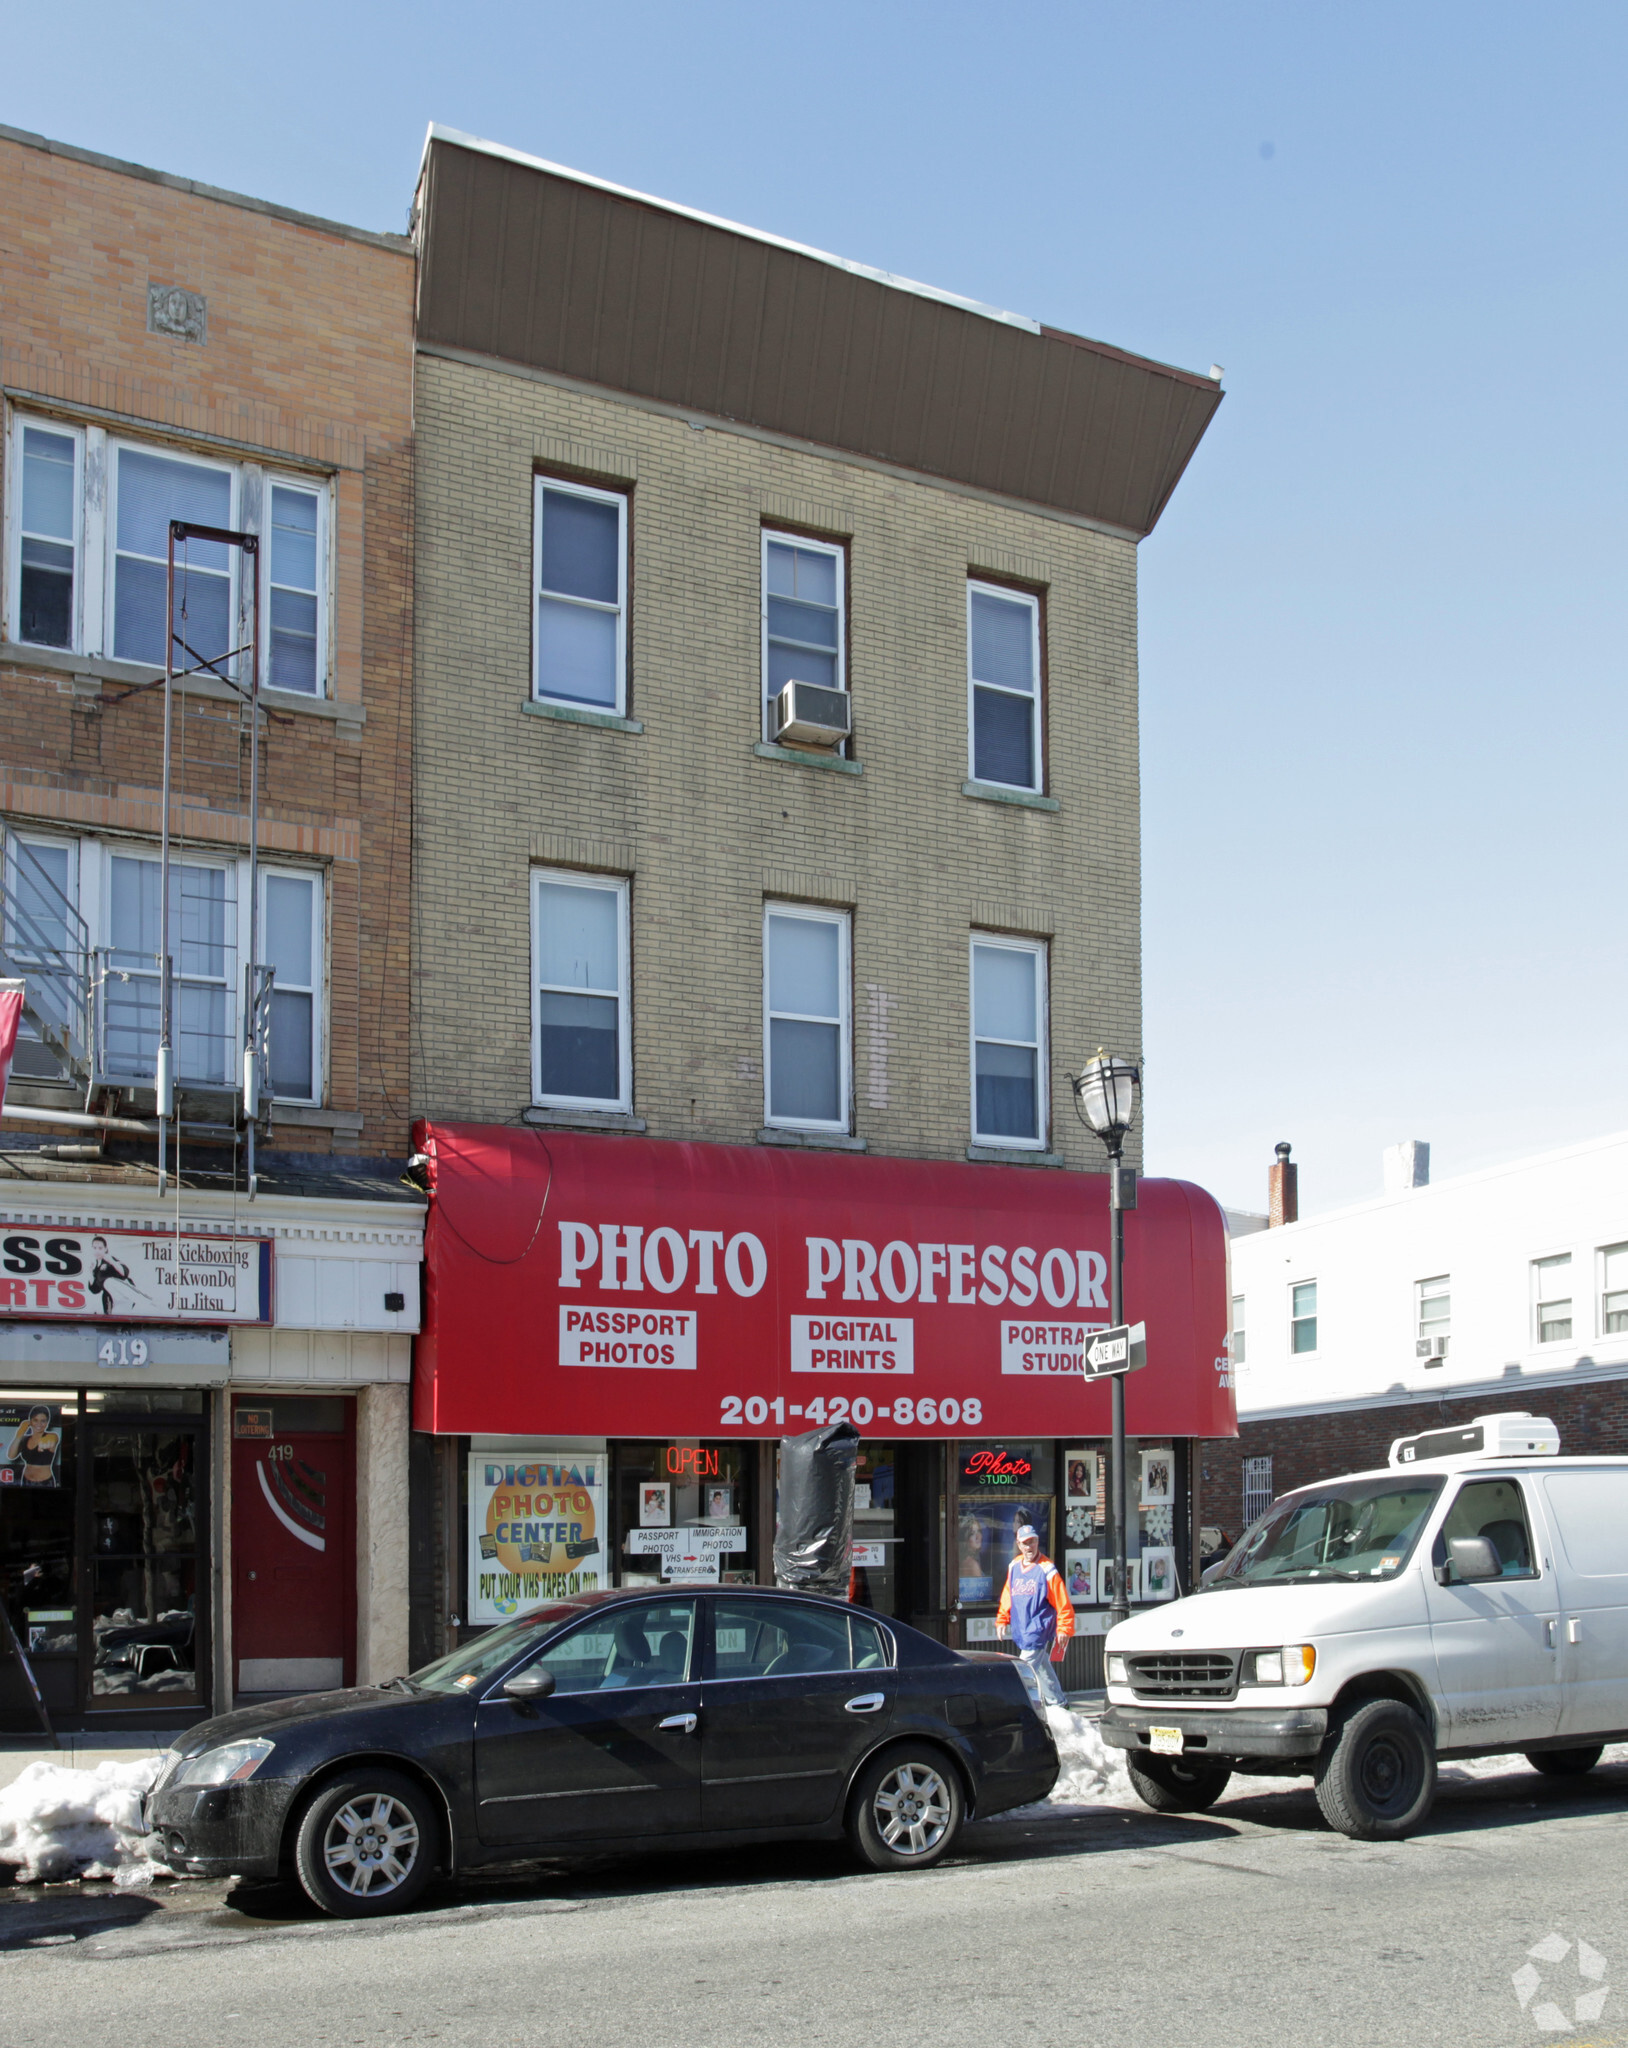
[1389,1412,1561,1467]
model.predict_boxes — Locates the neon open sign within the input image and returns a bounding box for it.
[665,1446,721,1478]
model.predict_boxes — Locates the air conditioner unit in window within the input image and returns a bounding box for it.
[773,680,851,748]
[1415,1336,1450,1363]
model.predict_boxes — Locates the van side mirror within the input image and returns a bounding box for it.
[503,1667,557,1701]
[1437,1536,1501,1585]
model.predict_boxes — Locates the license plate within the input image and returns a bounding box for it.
[1149,1726,1184,1755]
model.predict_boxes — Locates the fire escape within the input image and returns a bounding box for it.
[0,521,276,1194]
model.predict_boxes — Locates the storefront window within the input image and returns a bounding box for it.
[1059,1438,1180,1607]
[616,1442,755,1588]
[851,1441,903,1614]
[956,1442,1054,1606]
[0,1394,76,1663]
[90,1423,203,1697]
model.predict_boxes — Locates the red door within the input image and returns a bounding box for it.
[231,1397,354,1697]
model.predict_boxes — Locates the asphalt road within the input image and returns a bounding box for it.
[6,1760,1628,2048]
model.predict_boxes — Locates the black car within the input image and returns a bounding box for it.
[143,1587,1058,1917]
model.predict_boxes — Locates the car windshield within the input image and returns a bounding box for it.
[406,1604,582,1694]
[1209,1476,1444,1586]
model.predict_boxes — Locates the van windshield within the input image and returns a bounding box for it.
[1208,1476,1444,1586]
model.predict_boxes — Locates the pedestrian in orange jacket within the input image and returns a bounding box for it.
[996,1523,1074,1708]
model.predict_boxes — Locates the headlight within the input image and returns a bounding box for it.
[1243,1646,1315,1687]
[173,1737,276,1788]
[1106,1654,1128,1684]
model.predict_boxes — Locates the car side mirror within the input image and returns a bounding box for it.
[1437,1535,1501,1585]
[503,1667,556,1701]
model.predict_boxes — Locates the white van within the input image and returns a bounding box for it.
[1100,1412,1628,1838]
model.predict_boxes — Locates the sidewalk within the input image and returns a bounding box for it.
[0,1731,181,1792]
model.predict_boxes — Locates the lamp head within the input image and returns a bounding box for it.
[1069,1050,1140,1146]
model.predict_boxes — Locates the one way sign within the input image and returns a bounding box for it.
[1083,1321,1148,1380]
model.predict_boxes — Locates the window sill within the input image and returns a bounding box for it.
[966,1145,1064,1167]
[0,642,360,722]
[522,1105,647,1133]
[757,1127,867,1152]
[753,742,863,777]
[267,1103,364,1133]
[962,779,1059,813]
[523,698,643,735]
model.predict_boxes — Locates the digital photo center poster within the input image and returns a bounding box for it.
[469,1447,607,1624]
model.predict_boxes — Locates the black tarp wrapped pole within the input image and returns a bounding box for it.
[773,1422,861,1596]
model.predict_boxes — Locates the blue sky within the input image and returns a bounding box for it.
[8,3,1624,1212]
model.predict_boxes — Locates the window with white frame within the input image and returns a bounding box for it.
[4,413,331,694]
[763,905,850,1130]
[1290,1280,1318,1354]
[531,870,630,1109]
[1533,1254,1573,1344]
[762,531,844,730]
[1241,1455,1274,1525]
[1416,1274,1450,1359]
[0,829,323,1101]
[967,580,1042,790]
[1230,1294,1246,1366]
[970,937,1047,1147]
[532,478,627,712]
[1602,1244,1628,1337]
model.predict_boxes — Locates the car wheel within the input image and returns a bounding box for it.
[848,1747,963,1871]
[1126,1752,1232,1813]
[1526,1745,1605,1778]
[1314,1699,1436,1840]
[292,1769,437,1918]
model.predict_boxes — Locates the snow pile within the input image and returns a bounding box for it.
[0,1756,172,1885]
[1041,1705,1135,1807]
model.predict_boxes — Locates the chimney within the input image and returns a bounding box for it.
[1383,1140,1430,1195]
[1268,1141,1298,1227]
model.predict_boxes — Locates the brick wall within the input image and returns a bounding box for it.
[1200,1376,1628,1539]
[0,130,415,1154]
[411,350,1144,1165]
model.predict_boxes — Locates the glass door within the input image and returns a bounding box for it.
[86,1414,207,1707]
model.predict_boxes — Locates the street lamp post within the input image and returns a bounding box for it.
[1068,1051,1141,1630]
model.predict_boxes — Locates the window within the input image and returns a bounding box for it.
[262,870,323,1102]
[5,413,331,693]
[763,905,850,1131]
[1438,1478,1536,1580]
[1,834,81,1080]
[106,852,233,1086]
[1230,1294,1246,1366]
[711,1599,888,1678]
[532,478,627,711]
[1241,1455,1274,1525]
[531,870,630,1110]
[1601,1244,1628,1337]
[967,580,1042,790]
[14,422,80,649]
[518,1601,695,1694]
[762,531,844,729]
[1290,1280,1318,1354]
[1416,1274,1450,1359]
[1533,1255,1572,1345]
[970,938,1047,1147]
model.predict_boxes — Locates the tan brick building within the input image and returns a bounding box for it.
[408,131,1230,1676]
[0,126,422,1731]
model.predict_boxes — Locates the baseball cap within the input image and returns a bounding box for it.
[1015,1524,1038,1540]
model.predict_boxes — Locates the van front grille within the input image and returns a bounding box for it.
[1126,1652,1238,1700]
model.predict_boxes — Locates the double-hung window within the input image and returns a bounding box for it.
[533,479,627,712]
[262,871,323,1101]
[1533,1255,1572,1344]
[1290,1281,1318,1354]
[1602,1244,1628,1337]
[1230,1294,1246,1366]
[763,906,850,1131]
[1241,1456,1275,1525]
[970,937,1047,1148]
[532,871,631,1110]
[1416,1275,1450,1359]
[106,852,234,1087]
[5,413,332,694]
[762,532,844,731]
[967,581,1042,791]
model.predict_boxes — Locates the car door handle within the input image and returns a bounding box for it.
[845,1693,886,1714]
[1544,1619,1557,1649]
[657,1713,698,1734]
[1568,1618,1582,1644]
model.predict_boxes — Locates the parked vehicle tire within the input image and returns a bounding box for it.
[847,1746,964,1871]
[1126,1752,1232,1814]
[1314,1699,1436,1840]
[291,1769,438,1918]
[1526,1746,1604,1778]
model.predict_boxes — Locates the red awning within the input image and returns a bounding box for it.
[413,1124,1236,1441]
